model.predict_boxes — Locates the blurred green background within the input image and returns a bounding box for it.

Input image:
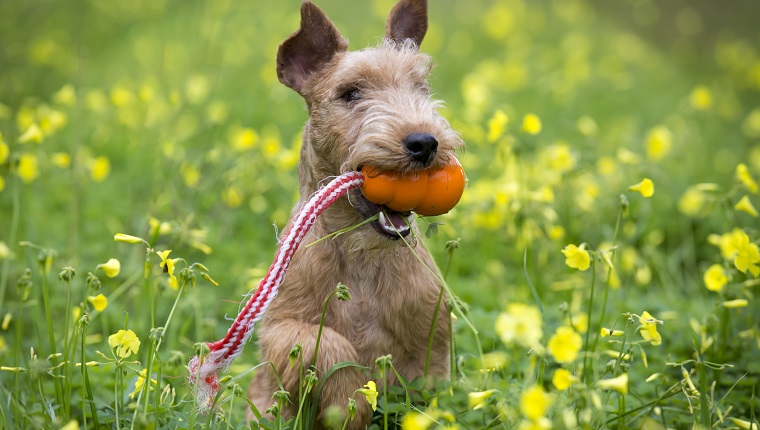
[2,0,760,428]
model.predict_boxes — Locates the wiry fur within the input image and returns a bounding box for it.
[248,1,463,428]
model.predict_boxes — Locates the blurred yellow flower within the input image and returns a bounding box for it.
[401,411,434,430]
[97,258,121,278]
[552,368,578,391]
[561,244,591,271]
[0,139,8,164]
[600,328,624,337]
[206,101,230,124]
[571,312,588,333]
[518,418,552,430]
[157,250,179,289]
[597,373,628,394]
[468,389,497,410]
[232,127,258,151]
[645,126,672,161]
[736,163,758,193]
[689,85,712,111]
[357,381,378,411]
[59,419,80,430]
[181,164,200,188]
[519,385,550,420]
[223,186,244,208]
[547,326,582,363]
[87,294,108,312]
[487,110,509,142]
[576,115,598,137]
[743,108,760,138]
[678,187,705,216]
[703,264,727,292]
[543,143,576,173]
[17,153,40,183]
[735,195,759,217]
[51,152,71,169]
[18,124,44,144]
[628,178,654,197]
[53,84,77,106]
[639,311,662,346]
[479,351,508,371]
[108,329,140,358]
[495,303,543,349]
[722,299,749,308]
[521,113,542,135]
[148,217,172,237]
[110,85,134,107]
[596,156,616,176]
[90,156,110,182]
[0,177,4,192]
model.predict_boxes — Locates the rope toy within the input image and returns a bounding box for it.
[188,171,365,411]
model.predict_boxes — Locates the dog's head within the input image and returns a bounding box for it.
[278,0,463,241]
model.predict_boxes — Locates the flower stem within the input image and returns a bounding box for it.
[582,259,597,384]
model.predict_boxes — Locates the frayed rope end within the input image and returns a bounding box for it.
[188,354,221,413]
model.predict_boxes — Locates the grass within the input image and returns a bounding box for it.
[1,0,760,428]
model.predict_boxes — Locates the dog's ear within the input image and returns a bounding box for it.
[277,0,348,94]
[385,0,428,47]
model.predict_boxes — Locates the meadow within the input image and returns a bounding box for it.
[1,0,760,428]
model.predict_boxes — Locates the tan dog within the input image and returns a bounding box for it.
[248,0,463,427]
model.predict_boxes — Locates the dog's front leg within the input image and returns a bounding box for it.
[250,319,372,429]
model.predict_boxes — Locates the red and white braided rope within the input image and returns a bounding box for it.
[188,171,365,411]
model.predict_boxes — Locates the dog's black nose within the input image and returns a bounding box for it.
[404,133,438,165]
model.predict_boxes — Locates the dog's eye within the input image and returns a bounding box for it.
[339,87,361,103]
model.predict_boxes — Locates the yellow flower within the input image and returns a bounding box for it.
[628,178,655,197]
[645,126,672,162]
[468,389,497,410]
[517,418,552,430]
[17,153,39,183]
[0,176,4,192]
[678,187,705,216]
[495,303,543,349]
[181,164,200,188]
[110,85,134,107]
[53,84,77,106]
[735,195,759,217]
[547,326,583,363]
[722,299,749,308]
[561,244,591,271]
[597,373,628,394]
[552,368,578,391]
[97,258,121,278]
[571,312,588,333]
[129,368,157,399]
[479,351,508,371]
[108,329,140,358]
[521,113,542,135]
[18,124,44,144]
[51,152,71,169]
[703,264,728,292]
[223,186,244,208]
[600,328,624,338]
[733,232,760,277]
[232,127,258,151]
[638,311,662,346]
[87,294,108,312]
[576,115,598,137]
[0,139,8,164]
[90,156,110,182]
[736,163,758,193]
[59,419,80,430]
[157,250,179,289]
[357,381,378,411]
[487,110,509,142]
[689,85,712,111]
[401,411,434,430]
[519,385,550,420]
[114,233,145,244]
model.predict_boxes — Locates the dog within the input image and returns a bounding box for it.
[248,0,463,427]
